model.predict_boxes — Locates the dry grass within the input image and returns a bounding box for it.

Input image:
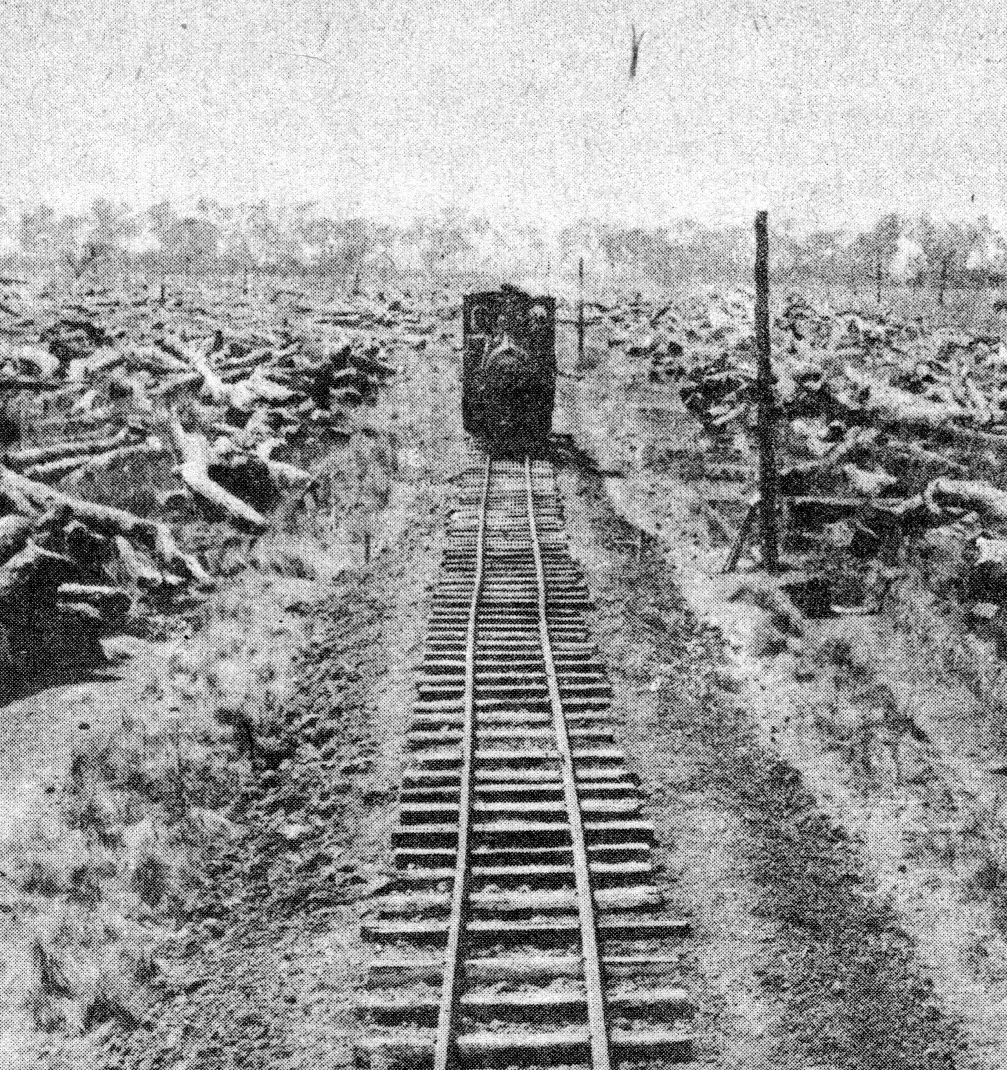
[4,404,405,1042]
[4,771,172,1037]
[6,601,276,1038]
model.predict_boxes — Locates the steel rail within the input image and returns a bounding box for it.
[432,455,493,1070]
[524,456,612,1070]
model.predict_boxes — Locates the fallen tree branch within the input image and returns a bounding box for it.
[846,364,998,432]
[252,439,312,487]
[67,348,125,382]
[0,514,33,567]
[71,388,99,414]
[56,583,131,618]
[724,498,759,573]
[0,375,64,393]
[880,442,969,475]
[779,429,877,494]
[169,417,268,530]
[114,534,176,589]
[151,523,212,586]
[926,478,1007,523]
[9,426,136,469]
[0,467,211,583]
[57,440,164,489]
[147,371,201,397]
[127,374,154,414]
[843,463,897,496]
[190,345,239,407]
[0,471,41,517]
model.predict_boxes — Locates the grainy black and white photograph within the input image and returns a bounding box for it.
[1,1,1005,1068]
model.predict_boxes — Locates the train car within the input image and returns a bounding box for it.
[462,285,557,441]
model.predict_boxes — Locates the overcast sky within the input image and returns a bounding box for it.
[1,0,1004,229]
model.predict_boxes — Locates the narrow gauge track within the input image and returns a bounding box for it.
[356,456,694,1069]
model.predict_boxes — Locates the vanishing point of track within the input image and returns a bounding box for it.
[356,455,695,1069]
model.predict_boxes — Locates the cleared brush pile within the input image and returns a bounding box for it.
[593,287,1007,619]
[0,277,397,680]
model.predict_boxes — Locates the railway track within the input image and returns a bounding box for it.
[356,455,694,1069]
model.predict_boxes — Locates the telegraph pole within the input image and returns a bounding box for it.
[577,257,585,370]
[754,211,780,571]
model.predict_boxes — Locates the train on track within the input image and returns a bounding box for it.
[462,285,557,442]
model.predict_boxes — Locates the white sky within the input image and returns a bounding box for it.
[1,0,1005,229]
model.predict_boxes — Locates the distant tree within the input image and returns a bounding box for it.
[791,230,844,283]
[143,202,219,276]
[849,213,904,291]
[872,213,904,262]
[19,205,58,261]
[917,216,968,303]
[18,205,84,289]
[332,217,371,287]
[292,202,336,269]
[144,201,180,274]
[420,210,471,277]
[68,199,137,281]
[241,201,295,271]
[148,201,180,247]
[963,215,1005,287]
[174,217,220,275]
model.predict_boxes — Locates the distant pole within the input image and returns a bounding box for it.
[754,211,780,572]
[577,257,585,369]
[938,251,952,307]
[875,256,882,305]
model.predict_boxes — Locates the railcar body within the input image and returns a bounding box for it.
[462,285,556,440]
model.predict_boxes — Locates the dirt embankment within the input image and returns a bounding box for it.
[558,464,970,1070]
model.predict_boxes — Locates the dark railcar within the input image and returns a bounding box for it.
[462,285,556,440]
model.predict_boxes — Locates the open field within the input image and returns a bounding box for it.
[1,273,1007,1069]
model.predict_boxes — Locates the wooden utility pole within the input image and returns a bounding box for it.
[753,211,780,571]
[875,256,883,305]
[938,251,953,307]
[577,257,585,370]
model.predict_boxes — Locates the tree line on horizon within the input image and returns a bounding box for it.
[1,200,1003,293]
